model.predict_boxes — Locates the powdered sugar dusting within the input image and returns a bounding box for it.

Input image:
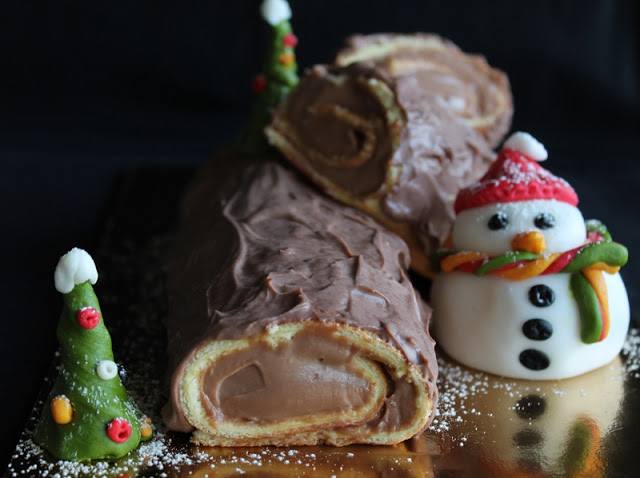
[429,327,640,449]
[7,231,640,476]
[8,432,427,477]
[465,156,570,196]
[622,327,640,378]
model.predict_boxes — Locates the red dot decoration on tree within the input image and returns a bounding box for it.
[106,418,132,443]
[76,307,101,330]
[283,33,298,47]
[251,74,267,93]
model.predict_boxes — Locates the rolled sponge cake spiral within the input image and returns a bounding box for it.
[266,60,501,277]
[162,159,438,446]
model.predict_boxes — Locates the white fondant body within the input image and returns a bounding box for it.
[452,200,586,255]
[431,270,630,379]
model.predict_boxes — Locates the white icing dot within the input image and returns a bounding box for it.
[96,360,118,380]
[54,247,98,294]
[503,131,548,161]
[260,0,292,25]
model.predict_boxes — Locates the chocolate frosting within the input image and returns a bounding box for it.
[266,64,496,266]
[383,73,497,256]
[336,33,513,148]
[164,157,438,433]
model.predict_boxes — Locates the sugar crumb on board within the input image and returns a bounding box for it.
[9,327,638,476]
[428,327,640,447]
[7,229,639,476]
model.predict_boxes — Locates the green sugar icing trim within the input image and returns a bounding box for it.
[473,251,540,276]
[239,17,299,155]
[562,242,628,273]
[34,281,149,462]
[570,271,604,344]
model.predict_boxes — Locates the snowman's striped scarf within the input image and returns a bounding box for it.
[431,221,628,344]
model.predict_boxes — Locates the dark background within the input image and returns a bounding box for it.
[2,0,639,468]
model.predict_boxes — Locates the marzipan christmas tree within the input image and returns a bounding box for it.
[34,248,152,461]
[240,0,299,155]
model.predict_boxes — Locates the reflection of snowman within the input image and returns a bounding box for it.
[431,132,629,380]
[438,356,626,476]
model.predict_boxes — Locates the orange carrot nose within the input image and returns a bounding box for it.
[511,231,546,253]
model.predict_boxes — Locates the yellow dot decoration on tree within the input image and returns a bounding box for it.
[140,416,153,438]
[278,52,295,66]
[51,395,73,425]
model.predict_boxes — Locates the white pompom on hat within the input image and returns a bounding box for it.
[503,131,548,161]
[260,0,292,25]
[54,247,98,294]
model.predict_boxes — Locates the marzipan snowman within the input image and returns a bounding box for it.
[431,132,629,380]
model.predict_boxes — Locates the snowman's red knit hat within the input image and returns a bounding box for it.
[454,132,579,214]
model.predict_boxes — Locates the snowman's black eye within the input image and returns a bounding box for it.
[534,213,555,230]
[488,212,509,230]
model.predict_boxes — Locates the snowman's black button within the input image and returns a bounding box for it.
[529,285,555,307]
[522,319,553,340]
[520,349,550,370]
[516,458,543,474]
[513,428,543,448]
[515,395,547,420]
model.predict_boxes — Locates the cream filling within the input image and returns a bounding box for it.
[202,329,375,422]
[179,322,425,441]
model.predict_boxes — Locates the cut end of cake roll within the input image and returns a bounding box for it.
[167,321,433,447]
[266,63,406,199]
[163,161,437,446]
[265,60,497,278]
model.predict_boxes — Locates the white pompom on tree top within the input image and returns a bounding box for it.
[503,131,548,161]
[54,247,99,294]
[260,0,292,25]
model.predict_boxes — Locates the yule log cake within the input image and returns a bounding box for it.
[162,159,438,447]
[266,33,513,278]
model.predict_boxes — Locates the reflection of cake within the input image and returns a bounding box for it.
[177,440,433,477]
[162,160,438,446]
[161,1,443,448]
[431,132,630,380]
[266,33,513,277]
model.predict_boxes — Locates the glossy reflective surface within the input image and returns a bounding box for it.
[6,169,640,477]
[429,352,637,476]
